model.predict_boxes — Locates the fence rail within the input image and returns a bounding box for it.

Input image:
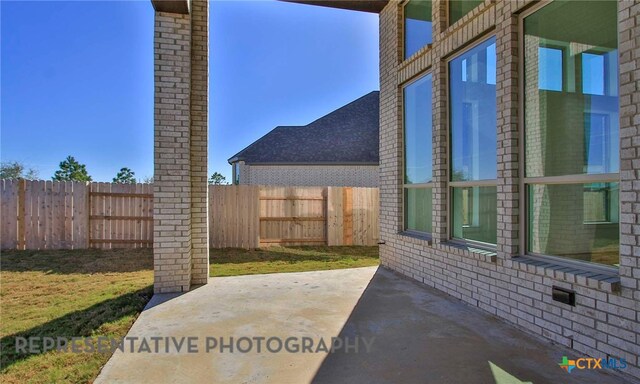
[1,180,378,250]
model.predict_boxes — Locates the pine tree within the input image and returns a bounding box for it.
[113,167,136,184]
[52,156,92,182]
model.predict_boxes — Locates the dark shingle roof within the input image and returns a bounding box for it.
[228,91,379,165]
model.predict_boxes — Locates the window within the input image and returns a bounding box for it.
[234,163,240,185]
[449,37,497,245]
[528,183,619,266]
[404,0,432,59]
[538,47,563,91]
[449,0,483,25]
[584,113,617,174]
[524,0,619,267]
[452,186,497,243]
[583,183,619,224]
[582,53,605,95]
[403,73,433,233]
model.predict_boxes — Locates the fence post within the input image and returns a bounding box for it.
[252,185,260,248]
[17,179,26,250]
[326,187,341,246]
[85,182,90,249]
[343,187,353,245]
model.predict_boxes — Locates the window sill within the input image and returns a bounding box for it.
[511,256,620,293]
[399,231,433,245]
[400,43,433,68]
[441,240,497,264]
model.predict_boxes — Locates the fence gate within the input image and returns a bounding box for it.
[88,183,153,249]
[258,186,327,246]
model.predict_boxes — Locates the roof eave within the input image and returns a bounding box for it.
[228,156,243,165]
[151,0,190,14]
[243,162,380,166]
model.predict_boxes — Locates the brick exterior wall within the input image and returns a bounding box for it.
[379,0,640,380]
[619,0,640,313]
[153,0,209,293]
[236,162,379,187]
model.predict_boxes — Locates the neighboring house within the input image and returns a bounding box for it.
[228,91,379,187]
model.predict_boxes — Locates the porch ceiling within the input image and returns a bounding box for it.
[151,0,388,15]
[282,0,388,13]
[150,0,190,14]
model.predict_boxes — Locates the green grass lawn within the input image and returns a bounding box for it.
[0,246,378,383]
[209,246,380,277]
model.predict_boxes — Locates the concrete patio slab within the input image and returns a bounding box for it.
[95,266,633,384]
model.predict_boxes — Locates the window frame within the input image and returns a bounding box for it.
[402,72,434,236]
[402,0,434,61]
[446,34,498,249]
[518,1,620,272]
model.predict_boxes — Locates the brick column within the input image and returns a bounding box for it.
[152,0,209,293]
[190,0,209,286]
[431,58,448,243]
[495,1,520,259]
[378,2,402,264]
[154,12,192,293]
[430,0,446,243]
[618,1,639,296]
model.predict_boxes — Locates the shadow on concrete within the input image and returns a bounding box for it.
[310,267,630,384]
[143,292,184,311]
[142,279,214,311]
[0,286,153,370]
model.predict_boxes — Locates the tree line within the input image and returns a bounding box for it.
[0,156,229,185]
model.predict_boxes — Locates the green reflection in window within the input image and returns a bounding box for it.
[452,186,496,245]
[449,0,483,25]
[405,187,433,233]
[524,0,619,178]
[528,183,619,266]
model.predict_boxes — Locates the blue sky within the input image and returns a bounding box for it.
[1,0,379,182]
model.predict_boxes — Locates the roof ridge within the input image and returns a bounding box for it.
[305,90,379,127]
[228,126,301,163]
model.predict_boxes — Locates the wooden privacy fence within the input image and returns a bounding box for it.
[209,185,379,248]
[0,180,153,250]
[1,180,379,250]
